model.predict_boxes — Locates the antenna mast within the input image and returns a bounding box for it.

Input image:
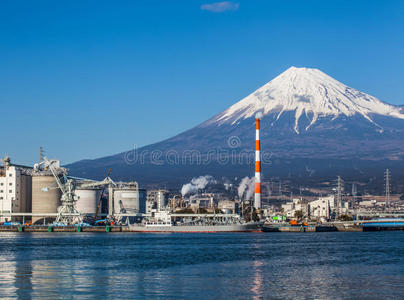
[336,176,344,218]
[39,147,44,163]
[384,169,391,212]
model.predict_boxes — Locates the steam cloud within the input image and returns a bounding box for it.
[181,175,217,197]
[222,177,232,190]
[237,176,255,200]
[255,111,264,119]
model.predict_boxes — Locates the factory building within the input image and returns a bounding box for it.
[218,200,238,214]
[308,196,333,220]
[0,157,32,222]
[281,198,308,218]
[147,190,169,212]
[188,194,215,209]
[111,183,147,215]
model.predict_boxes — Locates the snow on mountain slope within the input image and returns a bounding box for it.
[206,67,404,133]
[67,66,404,183]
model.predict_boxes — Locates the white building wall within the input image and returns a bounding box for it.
[0,166,31,222]
[281,203,293,212]
[309,196,334,220]
[0,167,19,221]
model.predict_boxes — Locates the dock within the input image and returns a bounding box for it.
[263,222,363,232]
[0,223,367,233]
[0,225,130,233]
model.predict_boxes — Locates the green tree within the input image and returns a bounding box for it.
[339,215,353,221]
[294,210,304,220]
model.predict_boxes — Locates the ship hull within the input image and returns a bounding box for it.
[129,222,262,233]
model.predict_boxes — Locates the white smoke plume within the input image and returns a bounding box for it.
[222,177,232,191]
[181,175,217,197]
[237,176,255,200]
[255,111,263,119]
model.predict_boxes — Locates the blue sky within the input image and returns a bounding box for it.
[1,0,403,165]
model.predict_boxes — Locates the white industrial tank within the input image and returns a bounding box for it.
[75,189,100,215]
[113,188,146,214]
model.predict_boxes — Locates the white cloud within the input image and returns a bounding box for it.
[201,1,239,13]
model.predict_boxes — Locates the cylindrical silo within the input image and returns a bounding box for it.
[113,188,146,214]
[74,189,100,215]
[32,175,62,224]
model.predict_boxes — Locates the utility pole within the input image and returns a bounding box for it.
[384,169,391,212]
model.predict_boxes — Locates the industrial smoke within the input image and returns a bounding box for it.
[255,111,264,119]
[237,176,255,200]
[222,177,232,191]
[181,175,217,197]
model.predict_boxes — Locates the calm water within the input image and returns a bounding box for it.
[0,232,403,299]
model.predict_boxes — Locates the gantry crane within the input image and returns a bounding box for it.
[41,157,82,224]
[41,158,116,225]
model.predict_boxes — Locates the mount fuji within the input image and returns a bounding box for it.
[207,66,404,134]
[68,67,404,186]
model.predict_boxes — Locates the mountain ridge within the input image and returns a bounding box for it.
[67,67,404,185]
[204,67,404,133]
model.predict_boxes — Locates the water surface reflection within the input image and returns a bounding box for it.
[0,232,403,299]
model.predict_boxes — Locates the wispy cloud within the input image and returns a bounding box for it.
[200,1,239,13]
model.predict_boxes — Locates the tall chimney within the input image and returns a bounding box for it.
[254,115,262,209]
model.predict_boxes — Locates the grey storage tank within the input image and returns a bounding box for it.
[74,188,100,215]
[113,188,146,214]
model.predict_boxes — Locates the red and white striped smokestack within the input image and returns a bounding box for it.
[254,112,263,209]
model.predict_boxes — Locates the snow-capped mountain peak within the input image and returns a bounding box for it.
[210,66,404,133]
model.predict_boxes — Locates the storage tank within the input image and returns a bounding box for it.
[75,189,100,215]
[113,188,146,214]
[32,175,62,224]
[218,200,236,214]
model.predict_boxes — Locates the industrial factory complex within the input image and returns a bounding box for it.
[1,115,404,232]
[0,155,149,225]
[1,151,404,232]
